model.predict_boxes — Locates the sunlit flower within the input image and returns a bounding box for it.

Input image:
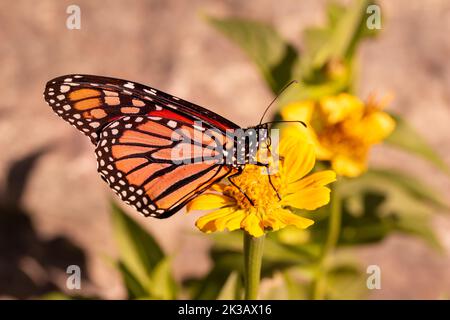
[281,93,396,177]
[186,137,336,237]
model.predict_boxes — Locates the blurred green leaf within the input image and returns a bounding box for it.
[190,231,317,299]
[111,202,164,290]
[323,175,443,250]
[281,270,309,300]
[205,15,298,93]
[188,259,239,300]
[369,168,449,211]
[116,261,148,299]
[279,0,379,105]
[149,257,178,299]
[326,262,368,299]
[309,0,372,69]
[212,231,319,265]
[258,270,310,300]
[385,114,450,174]
[40,292,74,300]
[40,292,95,300]
[217,271,242,300]
[278,72,351,106]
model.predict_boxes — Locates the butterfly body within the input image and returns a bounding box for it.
[44,75,269,218]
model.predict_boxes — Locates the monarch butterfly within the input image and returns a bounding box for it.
[44,75,300,218]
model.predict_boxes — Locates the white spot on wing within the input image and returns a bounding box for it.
[167,120,177,128]
[124,82,135,89]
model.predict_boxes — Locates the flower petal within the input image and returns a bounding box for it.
[269,208,314,230]
[320,93,364,124]
[287,170,336,194]
[241,211,265,238]
[280,100,315,123]
[282,185,332,210]
[187,193,235,212]
[280,138,316,183]
[360,111,395,144]
[214,209,246,232]
[332,153,367,177]
[195,207,238,232]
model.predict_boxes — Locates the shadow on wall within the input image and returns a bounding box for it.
[0,144,91,299]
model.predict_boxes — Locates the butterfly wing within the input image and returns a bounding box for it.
[44,74,239,144]
[44,74,240,218]
[97,116,236,218]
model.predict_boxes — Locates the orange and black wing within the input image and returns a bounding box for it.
[44,74,239,144]
[44,74,241,218]
[96,116,236,218]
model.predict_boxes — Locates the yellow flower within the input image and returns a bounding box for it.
[186,137,336,238]
[281,93,395,177]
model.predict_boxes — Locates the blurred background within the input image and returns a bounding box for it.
[0,0,449,299]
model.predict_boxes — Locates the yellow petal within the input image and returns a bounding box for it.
[195,207,237,232]
[241,211,265,238]
[282,186,332,210]
[361,111,396,144]
[214,209,246,232]
[187,194,235,212]
[280,100,315,123]
[270,208,314,230]
[287,170,336,194]
[263,214,284,231]
[280,138,316,183]
[319,93,364,124]
[332,153,367,177]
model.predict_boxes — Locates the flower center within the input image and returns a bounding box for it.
[223,164,284,212]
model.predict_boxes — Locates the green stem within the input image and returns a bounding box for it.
[243,232,265,300]
[312,182,342,300]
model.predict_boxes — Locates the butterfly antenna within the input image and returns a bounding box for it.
[264,120,307,128]
[258,80,299,125]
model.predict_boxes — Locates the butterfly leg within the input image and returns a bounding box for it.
[227,171,255,206]
[266,167,281,201]
[256,161,281,201]
[260,141,281,200]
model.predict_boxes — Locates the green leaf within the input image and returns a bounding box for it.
[310,0,372,69]
[40,292,95,300]
[116,261,149,299]
[212,232,319,266]
[40,292,74,300]
[110,201,164,289]
[205,15,298,93]
[278,72,351,106]
[148,257,178,300]
[369,168,449,211]
[190,230,316,300]
[330,175,443,250]
[385,114,450,174]
[217,271,242,300]
[281,270,309,300]
[188,259,239,300]
[326,262,368,299]
[298,0,379,87]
